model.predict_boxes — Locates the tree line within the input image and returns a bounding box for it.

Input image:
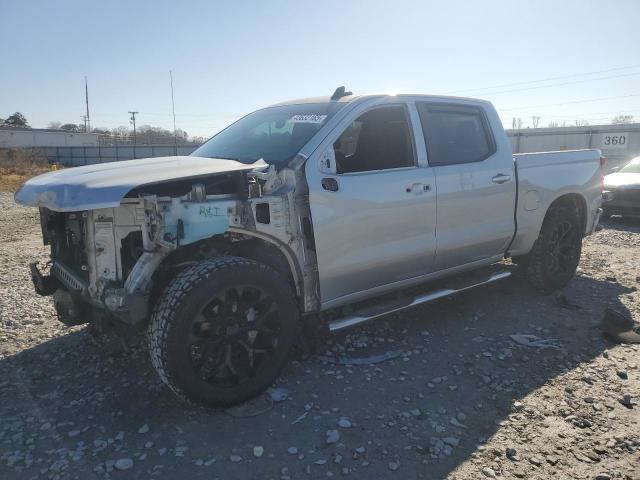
[1,112,205,145]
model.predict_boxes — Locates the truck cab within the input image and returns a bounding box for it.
[305,94,517,308]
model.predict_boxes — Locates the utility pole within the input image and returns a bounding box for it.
[81,115,88,132]
[169,70,178,155]
[84,76,91,132]
[129,111,138,144]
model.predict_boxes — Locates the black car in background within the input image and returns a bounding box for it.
[603,156,640,219]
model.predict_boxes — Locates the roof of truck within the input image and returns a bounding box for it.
[268,93,491,108]
[268,95,362,107]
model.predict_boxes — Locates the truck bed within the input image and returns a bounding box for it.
[509,148,603,256]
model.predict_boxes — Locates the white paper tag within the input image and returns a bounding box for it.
[94,221,113,239]
[290,114,327,124]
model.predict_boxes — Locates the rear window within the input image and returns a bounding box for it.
[416,103,494,166]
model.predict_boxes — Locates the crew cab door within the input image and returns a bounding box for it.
[415,102,516,270]
[306,100,437,307]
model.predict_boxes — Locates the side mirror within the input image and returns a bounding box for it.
[318,147,337,175]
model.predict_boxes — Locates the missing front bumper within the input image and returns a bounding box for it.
[103,288,149,325]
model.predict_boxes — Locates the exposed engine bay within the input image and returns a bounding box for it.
[31,157,319,328]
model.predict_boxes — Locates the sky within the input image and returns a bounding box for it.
[1,0,639,138]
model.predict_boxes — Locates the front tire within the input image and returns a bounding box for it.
[522,207,583,292]
[148,257,299,407]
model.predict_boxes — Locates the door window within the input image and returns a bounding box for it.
[416,103,495,166]
[334,106,415,174]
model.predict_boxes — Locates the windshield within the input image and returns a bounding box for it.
[191,103,343,165]
[620,157,640,173]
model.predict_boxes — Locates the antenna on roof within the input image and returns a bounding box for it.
[331,86,352,101]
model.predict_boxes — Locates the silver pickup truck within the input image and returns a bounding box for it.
[15,89,604,407]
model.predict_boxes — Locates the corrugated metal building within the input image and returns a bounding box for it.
[0,127,100,148]
[42,145,199,166]
[507,123,640,173]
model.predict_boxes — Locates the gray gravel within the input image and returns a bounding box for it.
[0,191,638,479]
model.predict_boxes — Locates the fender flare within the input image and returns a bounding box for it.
[227,227,304,297]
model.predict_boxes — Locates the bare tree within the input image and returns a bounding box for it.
[531,116,541,128]
[190,135,207,144]
[111,126,131,138]
[611,114,634,125]
[548,121,559,128]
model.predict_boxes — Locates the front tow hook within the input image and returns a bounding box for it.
[30,262,59,296]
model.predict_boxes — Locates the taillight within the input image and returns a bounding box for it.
[599,155,607,190]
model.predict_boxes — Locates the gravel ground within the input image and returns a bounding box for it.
[0,191,638,480]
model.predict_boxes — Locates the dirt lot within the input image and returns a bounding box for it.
[0,191,638,480]
[0,150,51,192]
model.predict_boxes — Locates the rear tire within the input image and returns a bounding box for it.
[522,207,583,293]
[148,257,299,407]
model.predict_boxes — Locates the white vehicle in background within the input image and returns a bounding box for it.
[15,88,605,407]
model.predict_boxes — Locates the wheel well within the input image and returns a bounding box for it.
[547,193,587,235]
[228,239,296,289]
[150,236,299,305]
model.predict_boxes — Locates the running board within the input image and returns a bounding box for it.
[328,271,511,332]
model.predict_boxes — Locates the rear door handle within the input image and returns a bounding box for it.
[492,174,511,184]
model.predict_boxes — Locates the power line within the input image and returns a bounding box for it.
[499,93,640,112]
[475,72,640,96]
[444,63,640,94]
[503,108,640,119]
[93,111,243,120]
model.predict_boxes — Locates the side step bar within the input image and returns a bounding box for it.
[328,271,511,332]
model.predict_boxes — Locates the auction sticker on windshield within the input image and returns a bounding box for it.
[290,114,327,124]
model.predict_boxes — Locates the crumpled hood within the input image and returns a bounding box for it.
[604,171,640,189]
[14,156,267,212]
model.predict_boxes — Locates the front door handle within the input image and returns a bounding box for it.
[321,177,339,192]
[492,174,511,184]
[406,182,431,194]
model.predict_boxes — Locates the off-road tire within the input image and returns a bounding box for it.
[523,206,583,292]
[148,256,299,407]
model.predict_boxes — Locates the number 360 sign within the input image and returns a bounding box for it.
[600,133,629,150]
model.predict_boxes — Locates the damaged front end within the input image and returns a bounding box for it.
[26,156,319,330]
[16,99,349,333]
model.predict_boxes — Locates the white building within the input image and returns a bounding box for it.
[507,123,640,172]
[0,127,100,148]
